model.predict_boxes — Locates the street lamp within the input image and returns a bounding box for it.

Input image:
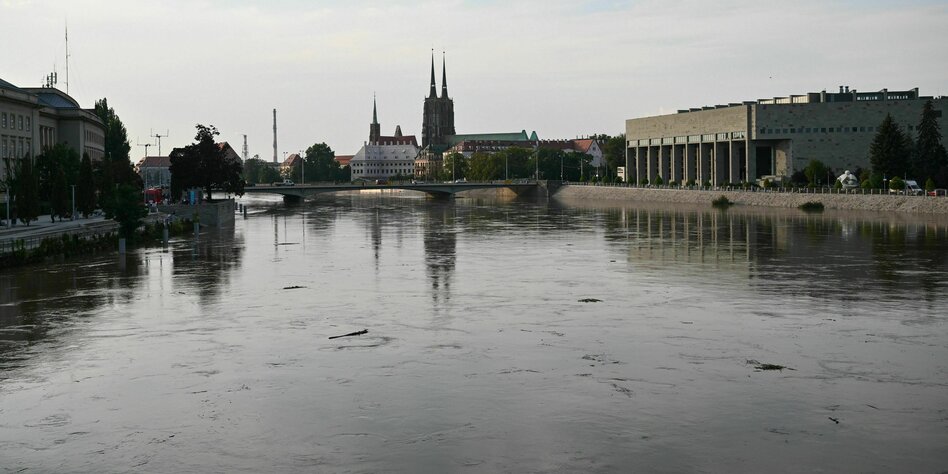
[560,154,564,181]
[71,184,76,220]
[300,150,305,185]
[505,154,508,181]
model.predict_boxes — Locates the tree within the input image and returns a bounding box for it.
[94,98,141,215]
[77,153,96,217]
[869,114,911,180]
[442,152,468,181]
[302,143,340,182]
[50,168,69,222]
[95,98,132,164]
[912,100,948,187]
[803,159,829,186]
[467,152,502,181]
[112,183,147,240]
[170,124,245,200]
[15,157,39,226]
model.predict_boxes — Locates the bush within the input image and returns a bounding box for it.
[711,195,733,208]
[799,201,825,212]
[655,176,664,185]
[925,177,936,192]
[889,176,905,191]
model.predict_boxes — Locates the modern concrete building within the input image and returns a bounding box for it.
[625,87,948,185]
[1,78,105,184]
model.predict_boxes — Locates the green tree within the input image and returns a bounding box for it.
[15,157,39,226]
[112,183,147,240]
[95,98,132,163]
[94,98,141,215]
[912,99,948,187]
[50,168,69,222]
[77,153,96,217]
[170,124,244,200]
[442,152,468,181]
[468,152,503,181]
[302,143,340,182]
[803,159,829,186]
[869,114,911,180]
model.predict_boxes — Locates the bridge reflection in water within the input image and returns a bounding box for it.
[244,181,538,201]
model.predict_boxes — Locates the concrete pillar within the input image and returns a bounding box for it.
[672,145,683,184]
[647,146,657,185]
[746,139,757,182]
[657,145,666,183]
[636,146,646,185]
[683,144,693,185]
[729,139,740,184]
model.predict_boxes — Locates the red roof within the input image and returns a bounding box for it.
[137,156,171,168]
[335,155,354,166]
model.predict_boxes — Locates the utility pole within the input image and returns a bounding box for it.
[65,21,70,95]
[300,150,305,185]
[151,129,169,156]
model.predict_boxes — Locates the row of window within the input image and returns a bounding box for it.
[1,136,31,159]
[761,125,881,134]
[0,112,30,132]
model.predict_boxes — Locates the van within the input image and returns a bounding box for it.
[905,180,924,196]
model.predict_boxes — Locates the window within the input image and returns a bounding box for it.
[25,117,30,131]
[1,113,5,128]
[821,128,826,133]
[18,115,23,131]
[1,139,6,158]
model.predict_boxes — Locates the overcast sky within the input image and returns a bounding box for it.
[3,0,946,161]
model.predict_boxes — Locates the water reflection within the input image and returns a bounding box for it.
[596,203,948,303]
[423,202,457,306]
[0,225,244,372]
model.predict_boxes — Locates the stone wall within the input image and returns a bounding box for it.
[158,199,235,227]
[552,185,948,214]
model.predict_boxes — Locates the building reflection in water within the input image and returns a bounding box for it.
[423,202,457,306]
[601,204,948,302]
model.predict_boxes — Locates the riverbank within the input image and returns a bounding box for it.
[551,184,948,214]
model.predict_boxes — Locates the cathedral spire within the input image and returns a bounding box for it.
[428,50,437,98]
[441,51,448,98]
[372,93,378,125]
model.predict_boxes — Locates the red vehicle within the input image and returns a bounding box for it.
[145,187,165,204]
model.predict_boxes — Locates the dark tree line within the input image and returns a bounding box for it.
[869,100,948,189]
[169,124,244,201]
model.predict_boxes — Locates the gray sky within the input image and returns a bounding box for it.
[3,0,946,161]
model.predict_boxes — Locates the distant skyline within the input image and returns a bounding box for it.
[2,0,946,161]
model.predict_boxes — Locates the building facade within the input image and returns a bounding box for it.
[1,78,105,185]
[625,87,948,185]
[350,98,419,181]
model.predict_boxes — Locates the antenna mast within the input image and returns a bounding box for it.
[136,138,153,158]
[151,129,169,156]
[242,134,249,161]
[272,109,278,164]
[65,21,70,95]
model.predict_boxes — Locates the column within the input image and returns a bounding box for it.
[729,139,739,184]
[647,146,657,184]
[745,138,757,183]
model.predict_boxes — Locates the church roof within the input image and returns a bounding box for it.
[444,131,532,146]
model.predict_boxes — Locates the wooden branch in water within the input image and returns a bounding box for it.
[328,329,368,340]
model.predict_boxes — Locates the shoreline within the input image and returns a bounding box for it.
[548,184,948,215]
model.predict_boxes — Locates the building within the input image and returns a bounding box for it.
[538,138,605,169]
[334,154,353,167]
[350,98,419,182]
[136,156,172,189]
[625,86,948,185]
[413,55,539,180]
[1,78,105,184]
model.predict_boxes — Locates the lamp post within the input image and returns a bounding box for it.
[300,150,305,185]
[4,185,9,228]
[560,154,564,181]
[883,173,887,195]
[505,154,508,181]
[71,184,76,220]
[535,149,539,180]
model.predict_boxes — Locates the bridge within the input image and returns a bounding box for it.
[243,181,541,201]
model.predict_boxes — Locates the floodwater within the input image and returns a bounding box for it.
[1,192,947,473]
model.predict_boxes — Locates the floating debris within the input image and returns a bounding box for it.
[578,298,602,303]
[282,285,306,290]
[329,329,368,340]
[828,417,840,424]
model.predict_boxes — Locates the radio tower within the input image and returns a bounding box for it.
[272,109,278,164]
[242,134,249,161]
[151,129,169,156]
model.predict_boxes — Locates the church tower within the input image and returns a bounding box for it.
[422,52,455,148]
[369,95,381,144]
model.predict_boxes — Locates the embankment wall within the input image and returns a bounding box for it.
[552,186,948,214]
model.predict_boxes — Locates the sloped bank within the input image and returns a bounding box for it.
[551,185,948,214]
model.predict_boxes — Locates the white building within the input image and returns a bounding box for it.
[350,141,419,182]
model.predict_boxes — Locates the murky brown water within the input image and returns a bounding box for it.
[2,192,947,473]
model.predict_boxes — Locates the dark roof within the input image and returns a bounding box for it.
[137,156,172,168]
[0,78,20,91]
[35,91,80,109]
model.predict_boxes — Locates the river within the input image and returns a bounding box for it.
[1,192,947,473]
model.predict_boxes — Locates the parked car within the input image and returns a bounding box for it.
[928,188,947,197]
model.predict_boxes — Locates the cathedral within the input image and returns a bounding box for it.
[421,53,456,149]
